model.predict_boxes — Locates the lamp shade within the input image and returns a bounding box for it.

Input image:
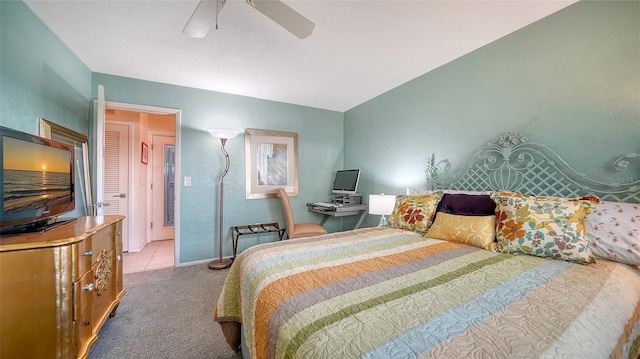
[369,194,396,216]
[208,129,239,139]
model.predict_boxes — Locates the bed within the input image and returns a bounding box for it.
[215,132,640,359]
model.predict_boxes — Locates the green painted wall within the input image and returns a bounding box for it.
[345,0,640,229]
[91,74,344,263]
[0,0,91,135]
[3,0,638,262]
[0,0,344,264]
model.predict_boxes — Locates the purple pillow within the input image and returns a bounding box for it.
[435,193,496,216]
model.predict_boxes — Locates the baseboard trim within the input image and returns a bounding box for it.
[176,256,234,268]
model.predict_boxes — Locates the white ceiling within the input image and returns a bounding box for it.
[24,0,577,112]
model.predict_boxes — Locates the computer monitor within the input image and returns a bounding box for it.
[332,169,360,195]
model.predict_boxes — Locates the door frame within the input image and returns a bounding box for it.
[97,99,182,267]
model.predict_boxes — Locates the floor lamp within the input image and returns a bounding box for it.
[208,129,239,270]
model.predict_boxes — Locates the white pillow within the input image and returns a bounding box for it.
[587,201,640,266]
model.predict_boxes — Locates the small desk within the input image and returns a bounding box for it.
[231,222,286,259]
[307,203,368,229]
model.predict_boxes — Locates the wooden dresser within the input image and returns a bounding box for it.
[0,215,125,359]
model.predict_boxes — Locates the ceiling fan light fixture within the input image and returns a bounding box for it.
[183,0,225,38]
[183,0,314,39]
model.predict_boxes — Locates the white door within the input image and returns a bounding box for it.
[151,135,175,241]
[93,85,106,216]
[104,123,130,251]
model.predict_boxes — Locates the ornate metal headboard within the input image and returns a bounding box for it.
[425,132,639,203]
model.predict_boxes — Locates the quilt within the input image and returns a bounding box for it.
[215,227,640,359]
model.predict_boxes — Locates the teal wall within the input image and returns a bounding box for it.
[91,74,344,263]
[345,0,639,226]
[0,0,92,135]
[0,0,344,264]
[3,0,638,262]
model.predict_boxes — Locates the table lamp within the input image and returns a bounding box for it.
[368,194,396,227]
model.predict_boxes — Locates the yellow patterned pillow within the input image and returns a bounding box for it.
[425,213,496,250]
[388,192,443,233]
[491,192,600,264]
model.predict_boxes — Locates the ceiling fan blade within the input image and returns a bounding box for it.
[247,0,315,39]
[183,0,225,38]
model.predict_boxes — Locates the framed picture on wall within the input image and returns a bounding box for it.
[141,142,149,164]
[245,128,298,199]
[39,118,94,216]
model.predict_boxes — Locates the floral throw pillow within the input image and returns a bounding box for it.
[388,192,444,233]
[491,192,600,264]
[587,201,640,265]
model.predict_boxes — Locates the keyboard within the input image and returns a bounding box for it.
[312,202,337,208]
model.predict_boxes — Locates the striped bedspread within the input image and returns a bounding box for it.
[214,227,640,359]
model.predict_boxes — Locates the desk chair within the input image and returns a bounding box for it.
[277,187,327,239]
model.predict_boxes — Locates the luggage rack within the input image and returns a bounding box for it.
[231,222,286,259]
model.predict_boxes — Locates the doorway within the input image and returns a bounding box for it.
[98,104,180,272]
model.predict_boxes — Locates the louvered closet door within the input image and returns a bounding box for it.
[104,123,130,252]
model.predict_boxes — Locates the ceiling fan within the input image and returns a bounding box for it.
[183,0,315,39]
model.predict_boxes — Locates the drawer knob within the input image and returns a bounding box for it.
[82,250,93,256]
[116,255,122,261]
[84,283,94,292]
[116,232,122,236]
[84,321,91,326]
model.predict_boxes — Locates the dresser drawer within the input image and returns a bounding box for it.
[73,237,93,281]
[74,269,94,356]
[92,223,115,256]
[73,223,116,281]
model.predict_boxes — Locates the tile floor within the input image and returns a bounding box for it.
[122,239,174,274]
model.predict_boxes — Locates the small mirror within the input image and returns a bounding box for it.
[39,118,94,217]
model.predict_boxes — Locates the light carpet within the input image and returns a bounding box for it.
[88,264,242,359]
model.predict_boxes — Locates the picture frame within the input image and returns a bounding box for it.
[39,118,94,216]
[245,128,298,199]
[141,142,149,164]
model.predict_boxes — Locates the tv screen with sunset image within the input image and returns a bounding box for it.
[3,136,73,214]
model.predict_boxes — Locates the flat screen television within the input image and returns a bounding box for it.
[1,126,76,234]
[332,169,360,195]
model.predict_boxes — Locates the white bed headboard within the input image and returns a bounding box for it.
[425,132,639,203]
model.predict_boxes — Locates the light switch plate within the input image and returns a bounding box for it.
[184,176,191,187]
